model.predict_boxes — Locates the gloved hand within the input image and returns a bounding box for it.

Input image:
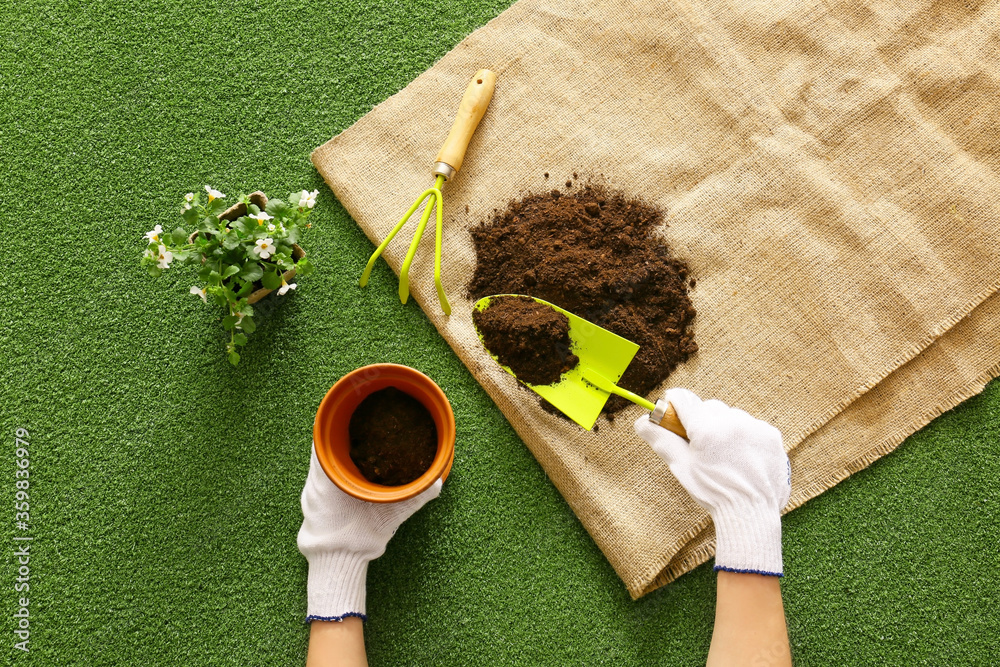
[297,444,443,622]
[634,388,791,576]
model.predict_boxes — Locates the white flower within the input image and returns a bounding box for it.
[250,211,273,226]
[278,278,297,296]
[189,286,207,303]
[156,244,173,269]
[254,237,275,259]
[267,223,276,232]
[299,189,318,209]
[182,203,192,211]
[143,248,156,260]
[144,225,163,242]
[234,313,245,329]
[204,185,225,202]
[184,192,194,202]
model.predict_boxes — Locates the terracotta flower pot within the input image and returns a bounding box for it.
[313,364,456,503]
[187,191,305,304]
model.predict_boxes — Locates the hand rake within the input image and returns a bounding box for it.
[359,69,497,315]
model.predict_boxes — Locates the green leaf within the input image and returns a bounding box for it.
[236,279,253,297]
[222,264,240,279]
[222,315,238,330]
[171,227,188,245]
[228,351,240,366]
[222,234,240,250]
[270,252,292,270]
[240,316,256,334]
[288,191,301,207]
[197,265,213,281]
[147,265,162,278]
[225,282,243,302]
[248,204,261,214]
[240,262,263,282]
[233,333,248,347]
[261,270,281,290]
[286,226,300,244]
[240,303,254,317]
[296,256,314,276]
[265,198,290,218]
[208,198,228,216]
[209,270,222,285]
[183,207,200,225]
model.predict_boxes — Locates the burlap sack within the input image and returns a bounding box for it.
[313,0,1000,597]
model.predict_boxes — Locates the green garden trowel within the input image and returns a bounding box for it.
[472,295,687,437]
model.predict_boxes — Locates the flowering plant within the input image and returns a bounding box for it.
[141,185,317,365]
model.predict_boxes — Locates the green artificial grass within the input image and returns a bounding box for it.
[1,1,997,664]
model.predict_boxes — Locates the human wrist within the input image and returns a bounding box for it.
[305,550,370,622]
[711,500,783,577]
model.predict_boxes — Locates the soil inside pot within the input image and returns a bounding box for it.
[349,387,438,486]
[468,180,697,415]
[473,295,579,386]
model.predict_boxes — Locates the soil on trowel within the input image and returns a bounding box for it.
[473,295,579,386]
[468,179,697,415]
[349,387,438,486]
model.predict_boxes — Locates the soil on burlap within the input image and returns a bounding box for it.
[468,181,697,415]
[349,387,438,486]
[473,295,579,386]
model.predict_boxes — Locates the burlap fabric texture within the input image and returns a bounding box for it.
[312,0,1000,598]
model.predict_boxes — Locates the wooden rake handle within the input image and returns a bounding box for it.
[434,69,497,177]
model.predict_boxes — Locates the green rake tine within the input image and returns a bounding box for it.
[359,71,494,314]
[359,186,436,289]
[398,183,441,304]
[431,180,450,315]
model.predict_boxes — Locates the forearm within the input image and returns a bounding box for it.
[707,571,791,667]
[307,618,368,667]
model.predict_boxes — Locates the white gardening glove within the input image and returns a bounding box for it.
[297,443,443,622]
[634,388,791,576]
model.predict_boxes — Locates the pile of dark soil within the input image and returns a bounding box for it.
[468,180,697,415]
[473,295,579,386]
[349,387,438,486]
